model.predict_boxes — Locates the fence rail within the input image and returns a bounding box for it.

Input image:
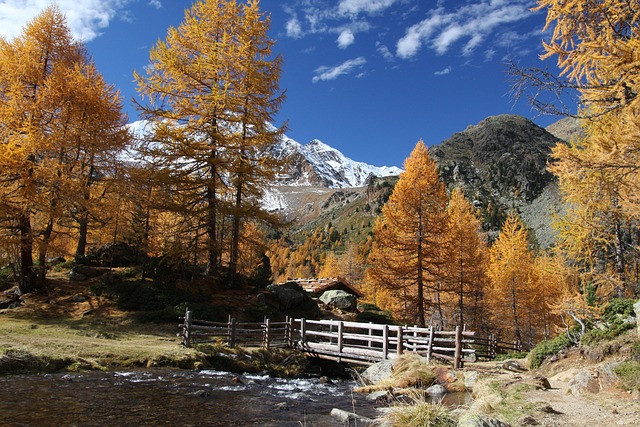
[178,309,522,368]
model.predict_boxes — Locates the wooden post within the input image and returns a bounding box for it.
[412,325,418,353]
[264,318,271,350]
[300,318,306,349]
[285,316,292,348]
[382,324,389,360]
[337,321,344,363]
[229,317,237,348]
[426,326,434,364]
[368,322,373,348]
[454,325,462,369]
[489,334,496,359]
[182,309,192,348]
[396,326,404,357]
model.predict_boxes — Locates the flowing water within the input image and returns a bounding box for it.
[0,369,470,426]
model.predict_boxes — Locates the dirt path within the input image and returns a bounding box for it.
[523,372,640,426]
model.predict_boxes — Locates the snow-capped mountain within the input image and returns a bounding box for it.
[128,120,403,189]
[270,133,402,188]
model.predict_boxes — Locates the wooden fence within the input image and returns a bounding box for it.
[471,334,524,359]
[178,311,292,349]
[178,310,526,368]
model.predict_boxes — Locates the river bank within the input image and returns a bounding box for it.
[3,283,640,427]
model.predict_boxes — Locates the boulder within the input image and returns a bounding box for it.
[425,384,447,395]
[634,299,640,338]
[568,364,618,396]
[68,270,86,282]
[458,414,512,427]
[464,370,479,390]
[89,242,146,267]
[360,359,394,385]
[319,290,357,311]
[330,408,374,426]
[72,265,101,279]
[271,285,305,309]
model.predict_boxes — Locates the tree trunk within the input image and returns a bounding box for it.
[37,217,54,287]
[511,281,522,343]
[75,213,88,262]
[18,213,34,293]
[205,160,218,275]
[229,180,242,277]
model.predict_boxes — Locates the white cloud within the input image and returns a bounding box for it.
[397,12,447,59]
[312,57,367,83]
[148,0,162,9]
[434,66,452,76]
[0,0,132,42]
[286,15,303,38]
[396,0,532,59]
[337,29,355,49]
[376,42,394,61]
[338,0,398,15]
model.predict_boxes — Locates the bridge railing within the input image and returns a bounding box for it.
[178,309,513,368]
[292,319,476,368]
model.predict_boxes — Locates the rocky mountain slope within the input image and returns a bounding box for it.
[275,114,580,249]
[430,114,566,246]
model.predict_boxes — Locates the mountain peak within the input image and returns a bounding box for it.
[273,134,402,188]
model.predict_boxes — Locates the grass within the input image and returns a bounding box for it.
[0,314,198,373]
[376,390,457,427]
[466,377,545,424]
[0,312,312,376]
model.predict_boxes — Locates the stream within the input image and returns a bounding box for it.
[0,369,470,426]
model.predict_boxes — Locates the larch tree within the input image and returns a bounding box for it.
[442,188,488,330]
[517,0,640,301]
[0,6,128,290]
[486,212,534,344]
[59,62,130,262]
[226,0,285,277]
[368,140,449,327]
[135,0,285,278]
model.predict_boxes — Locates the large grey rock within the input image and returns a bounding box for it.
[360,359,394,385]
[568,364,618,396]
[634,299,640,338]
[426,384,447,395]
[72,265,101,279]
[464,370,479,390]
[271,285,305,309]
[330,408,374,426]
[319,290,357,311]
[458,414,512,427]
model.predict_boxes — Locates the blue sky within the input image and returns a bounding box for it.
[0,0,571,168]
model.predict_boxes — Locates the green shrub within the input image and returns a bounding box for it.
[614,361,640,391]
[581,321,635,346]
[529,334,573,369]
[602,298,636,323]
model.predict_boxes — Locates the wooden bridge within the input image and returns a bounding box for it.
[178,310,523,368]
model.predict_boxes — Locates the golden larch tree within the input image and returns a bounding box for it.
[441,188,488,330]
[486,212,534,344]
[368,140,449,327]
[0,6,128,290]
[135,0,285,279]
[536,0,640,300]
